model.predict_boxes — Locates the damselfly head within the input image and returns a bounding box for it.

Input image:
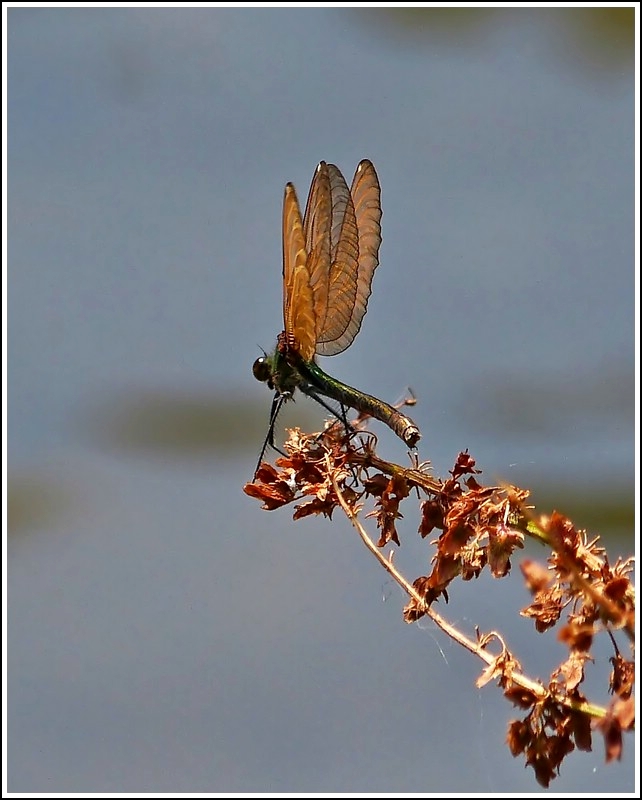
[252,356,272,388]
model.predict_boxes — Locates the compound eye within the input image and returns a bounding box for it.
[252,357,270,383]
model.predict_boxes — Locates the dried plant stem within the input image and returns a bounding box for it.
[247,429,634,784]
[246,430,633,784]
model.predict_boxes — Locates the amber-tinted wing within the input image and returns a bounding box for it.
[286,160,382,362]
[315,160,382,356]
[302,162,333,342]
[282,182,317,362]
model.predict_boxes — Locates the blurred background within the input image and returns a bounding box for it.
[7,7,635,793]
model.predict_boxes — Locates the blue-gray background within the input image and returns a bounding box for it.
[8,7,635,793]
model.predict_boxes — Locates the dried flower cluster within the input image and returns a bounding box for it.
[244,421,635,788]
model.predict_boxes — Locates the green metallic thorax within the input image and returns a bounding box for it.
[264,343,302,396]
